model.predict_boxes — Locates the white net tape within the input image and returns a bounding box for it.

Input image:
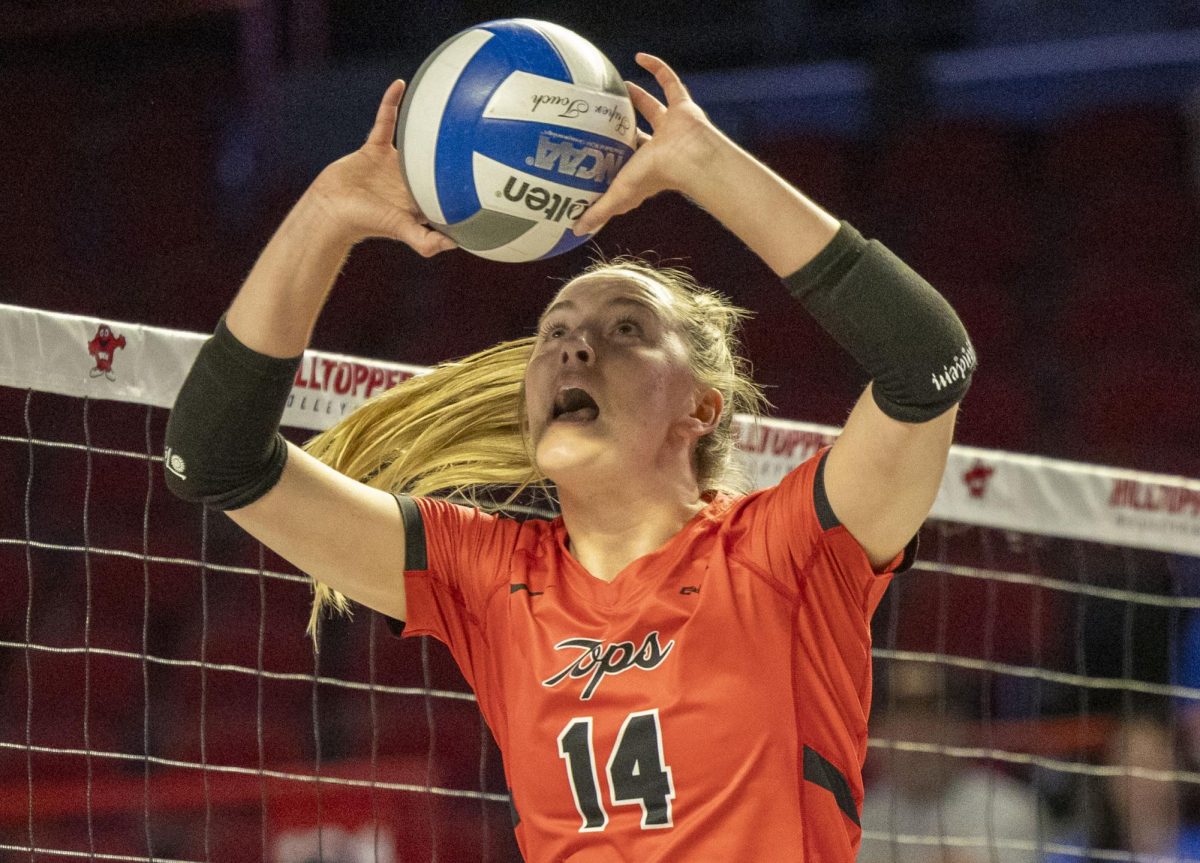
[2,303,1199,862]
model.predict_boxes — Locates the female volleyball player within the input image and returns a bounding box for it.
[165,55,973,860]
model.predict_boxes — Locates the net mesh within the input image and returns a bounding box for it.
[2,303,1199,863]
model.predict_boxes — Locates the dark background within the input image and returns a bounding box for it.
[3,3,1200,859]
[3,0,1199,477]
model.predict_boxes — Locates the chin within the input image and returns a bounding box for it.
[534,425,608,483]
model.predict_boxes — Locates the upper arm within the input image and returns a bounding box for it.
[225,441,410,621]
[824,382,956,569]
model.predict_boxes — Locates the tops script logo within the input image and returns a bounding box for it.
[963,460,995,499]
[87,325,126,381]
[542,631,674,700]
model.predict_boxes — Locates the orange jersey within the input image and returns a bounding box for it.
[395,448,912,861]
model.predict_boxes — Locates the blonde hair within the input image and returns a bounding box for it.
[302,258,767,639]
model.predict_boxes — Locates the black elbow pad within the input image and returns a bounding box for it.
[163,318,300,510]
[784,222,977,423]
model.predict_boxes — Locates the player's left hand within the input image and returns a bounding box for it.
[572,53,727,235]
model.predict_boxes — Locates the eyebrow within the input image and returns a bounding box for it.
[537,296,659,329]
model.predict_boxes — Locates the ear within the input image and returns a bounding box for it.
[688,387,723,436]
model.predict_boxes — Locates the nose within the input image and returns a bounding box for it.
[559,334,593,366]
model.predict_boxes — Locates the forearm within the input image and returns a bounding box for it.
[165,190,351,509]
[683,133,973,422]
[226,190,356,357]
[682,131,841,277]
[786,222,975,422]
[165,77,451,510]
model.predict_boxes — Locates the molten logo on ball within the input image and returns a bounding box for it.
[500,177,591,223]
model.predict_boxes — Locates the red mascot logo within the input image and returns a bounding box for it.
[88,324,126,381]
[963,460,995,499]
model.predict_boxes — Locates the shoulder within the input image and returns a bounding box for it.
[406,494,559,560]
[715,447,834,530]
[411,495,556,530]
[713,447,916,579]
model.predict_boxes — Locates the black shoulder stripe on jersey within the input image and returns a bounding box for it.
[813,451,922,573]
[394,493,428,570]
[813,450,840,531]
[383,495,429,638]
[802,745,860,826]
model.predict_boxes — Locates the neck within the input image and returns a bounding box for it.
[557,474,707,583]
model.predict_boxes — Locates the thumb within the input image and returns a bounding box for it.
[395,221,457,257]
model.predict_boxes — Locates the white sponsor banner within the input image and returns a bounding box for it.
[929,445,1200,556]
[2,303,1198,556]
[484,71,635,142]
[730,415,1200,556]
[732,416,838,488]
[0,303,424,434]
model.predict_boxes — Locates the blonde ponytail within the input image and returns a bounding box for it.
[302,337,548,639]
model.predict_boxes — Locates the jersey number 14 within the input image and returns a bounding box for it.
[556,708,675,831]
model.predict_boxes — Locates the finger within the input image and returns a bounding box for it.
[635,53,692,105]
[367,79,407,147]
[397,221,457,257]
[572,170,649,236]
[635,129,652,149]
[625,81,666,129]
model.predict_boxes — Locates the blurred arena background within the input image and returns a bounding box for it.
[2,1,1200,861]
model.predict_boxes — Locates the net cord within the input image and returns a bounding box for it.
[23,390,36,862]
[140,406,154,860]
[82,397,97,856]
[2,302,1196,555]
[257,544,269,862]
[0,739,510,800]
[200,507,212,862]
[368,612,382,863]
[312,622,325,862]
[422,636,439,862]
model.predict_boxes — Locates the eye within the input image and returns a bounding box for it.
[613,316,642,337]
[539,320,568,339]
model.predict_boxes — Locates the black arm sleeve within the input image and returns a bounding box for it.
[162,317,302,510]
[783,222,976,423]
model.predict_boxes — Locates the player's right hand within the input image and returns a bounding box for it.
[306,79,457,257]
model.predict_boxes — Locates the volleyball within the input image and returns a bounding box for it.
[396,19,638,262]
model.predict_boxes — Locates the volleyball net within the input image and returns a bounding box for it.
[1,302,1198,862]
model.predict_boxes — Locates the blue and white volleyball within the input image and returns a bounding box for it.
[396,19,637,262]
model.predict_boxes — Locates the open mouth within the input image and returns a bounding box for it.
[551,387,600,423]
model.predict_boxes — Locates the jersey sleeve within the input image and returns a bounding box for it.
[735,446,916,604]
[387,494,520,693]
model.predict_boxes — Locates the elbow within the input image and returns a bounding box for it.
[161,419,289,511]
[927,340,977,408]
[160,318,300,508]
[872,337,976,425]
[162,442,194,503]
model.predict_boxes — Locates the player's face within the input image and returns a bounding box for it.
[524,272,708,490]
